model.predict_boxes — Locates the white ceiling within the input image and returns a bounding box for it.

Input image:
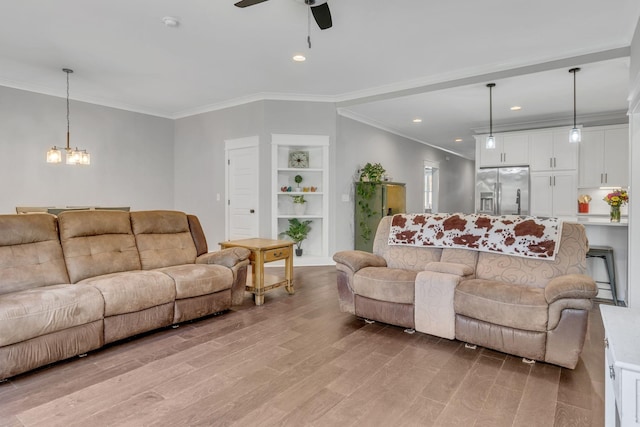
[1,0,639,159]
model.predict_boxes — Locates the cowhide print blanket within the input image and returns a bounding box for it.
[388,213,562,260]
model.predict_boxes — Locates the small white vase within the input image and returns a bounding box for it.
[293,203,306,216]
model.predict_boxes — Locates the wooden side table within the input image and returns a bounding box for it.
[219,238,294,306]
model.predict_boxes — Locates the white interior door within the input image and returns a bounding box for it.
[225,137,259,240]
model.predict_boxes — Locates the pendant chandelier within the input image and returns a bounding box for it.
[569,67,581,143]
[485,83,496,149]
[46,68,90,165]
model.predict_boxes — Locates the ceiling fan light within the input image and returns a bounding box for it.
[486,135,496,150]
[46,146,62,163]
[570,127,581,143]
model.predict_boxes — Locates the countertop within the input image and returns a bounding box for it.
[572,215,628,226]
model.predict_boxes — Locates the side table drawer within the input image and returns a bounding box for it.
[264,247,290,262]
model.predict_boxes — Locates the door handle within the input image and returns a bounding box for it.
[250,209,255,214]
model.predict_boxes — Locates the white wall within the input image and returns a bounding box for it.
[173,100,337,249]
[0,86,174,214]
[627,16,640,307]
[335,115,476,253]
[2,87,475,259]
[173,101,264,246]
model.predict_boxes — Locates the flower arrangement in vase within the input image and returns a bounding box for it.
[603,189,628,223]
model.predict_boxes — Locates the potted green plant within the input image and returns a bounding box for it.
[294,174,303,191]
[291,195,307,215]
[356,162,386,244]
[359,163,386,183]
[280,218,312,256]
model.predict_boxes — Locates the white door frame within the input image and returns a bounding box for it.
[224,136,260,240]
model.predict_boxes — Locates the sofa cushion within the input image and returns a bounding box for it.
[372,216,442,271]
[131,211,197,270]
[78,271,175,317]
[454,279,548,332]
[156,264,233,299]
[187,214,208,256]
[0,284,104,347]
[353,267,417,304]
[425,262,474,276]
[440,248,478,271]
[0,214,70,294]
[474,222,589,288]
[58,210,141,283]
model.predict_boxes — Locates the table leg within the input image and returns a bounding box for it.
[285,249,294,294]
[254,250,265,306]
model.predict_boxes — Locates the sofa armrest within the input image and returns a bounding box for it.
[333,250,386,273]
[544,274,598,304]
[196,247,251,268]
[425,262,474,277]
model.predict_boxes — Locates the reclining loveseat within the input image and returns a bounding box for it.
[334,213,598,369]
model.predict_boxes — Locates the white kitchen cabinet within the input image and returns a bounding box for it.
[529,130,578,172]
[601,305,640,427]
[477,133,529,167]
[530,170,577,218]
[579,125,629,188]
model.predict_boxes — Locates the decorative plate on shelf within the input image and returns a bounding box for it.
[288,151,309,168]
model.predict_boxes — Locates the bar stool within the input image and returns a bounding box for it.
[587,245,618,306]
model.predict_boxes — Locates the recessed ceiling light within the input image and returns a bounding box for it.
[510,106,522,111]
[455,138,463,142]
[412,118,422,123]
[293,54,306,62]
[162,16,179,27]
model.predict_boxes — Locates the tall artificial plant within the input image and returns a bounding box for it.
[356,163,386,243]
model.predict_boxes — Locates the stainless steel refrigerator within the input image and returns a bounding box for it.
[476,167,529,216]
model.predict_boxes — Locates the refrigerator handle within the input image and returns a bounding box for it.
[495,182,501,215]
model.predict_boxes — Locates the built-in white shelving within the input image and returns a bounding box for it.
[272,134,330,265]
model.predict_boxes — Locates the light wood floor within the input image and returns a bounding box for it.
[0,266,606,427]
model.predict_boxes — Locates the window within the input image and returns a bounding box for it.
[424,167,433,213]
[424,160,439,213]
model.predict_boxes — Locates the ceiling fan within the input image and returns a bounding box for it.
[234,0,333,31]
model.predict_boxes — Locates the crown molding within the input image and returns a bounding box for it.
[335,46,630,108]
[171,92,337,119]
[337,108,472,160]
[0,46,631,121]
[0,78,174,119]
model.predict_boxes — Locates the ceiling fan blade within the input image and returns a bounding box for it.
[310,2,332,30]
[234,0,269,7]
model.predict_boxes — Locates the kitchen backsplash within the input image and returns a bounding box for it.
[577,187,629,216]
